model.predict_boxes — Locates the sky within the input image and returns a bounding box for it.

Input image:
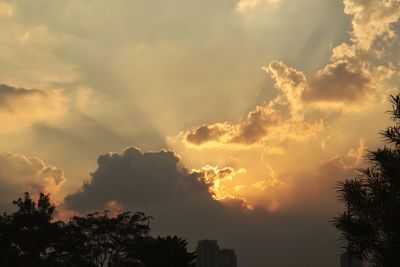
[0,0,399,266]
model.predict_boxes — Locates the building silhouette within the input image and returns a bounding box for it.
[196,240,237,267]
[340,253,363,267]
[219,249,237,267]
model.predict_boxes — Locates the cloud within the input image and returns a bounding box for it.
[185,123,234,145]
[236,0,281,13]
[0,10,82,89]
[181,62,325,147]
[236,0,259,13]
[64,147,217,211]
[191,165,248,206]
[182,106,324,148]
[346,137,366,165]
[0,1,13,18]
[260,0,400,108]
[307,60,371,102]
[64,146,342,267]
[318,156,354,177]
[266,52,394,107]
[63,142,354,229]
[266,61,307,118]
[183,106,282,146]
[0,152,65,210]
[304,58,394,104]
[343,0,400,50]
[0,84,67,133]
[173,2,399,237]
[231,106,282,144]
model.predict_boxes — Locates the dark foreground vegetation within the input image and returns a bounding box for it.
[333,95,400,267]
[0,193,195,267]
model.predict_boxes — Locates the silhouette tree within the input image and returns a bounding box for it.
[57,210,151,267]
[0,192,61,266]
[138,235,196,267]
[333,95,400,266]
[0,192,196,266]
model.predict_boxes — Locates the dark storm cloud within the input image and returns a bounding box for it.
[64,147,342,267]
[64,147,211,211]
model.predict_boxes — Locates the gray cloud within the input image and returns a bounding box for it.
[185,124,230,145]
[65,147,211,211]
[303,60,372,102]
[64,147,342,267]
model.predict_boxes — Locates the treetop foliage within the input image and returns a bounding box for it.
[0,192,196,267]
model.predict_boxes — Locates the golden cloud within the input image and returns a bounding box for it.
[344,0,400,50]
[266,53,394,109]
[183,106,282,146]
[0,152,65,208]
[0,84,68,133]
[191,165,247,202]
[263,0,399,109]
[182,60,325,148]
[174,0,400,217]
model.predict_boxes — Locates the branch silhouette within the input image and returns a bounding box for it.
[333,94,400,266]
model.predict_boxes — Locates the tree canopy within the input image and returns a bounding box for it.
[0,192,196,267]
[333,95,400,266]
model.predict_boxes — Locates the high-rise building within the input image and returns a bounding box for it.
[196,240,237,267]
[197,240,220,267]
[340,253,363,267]
[219,249,237,267]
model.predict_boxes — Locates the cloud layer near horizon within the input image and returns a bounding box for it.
[64,146,352,266]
